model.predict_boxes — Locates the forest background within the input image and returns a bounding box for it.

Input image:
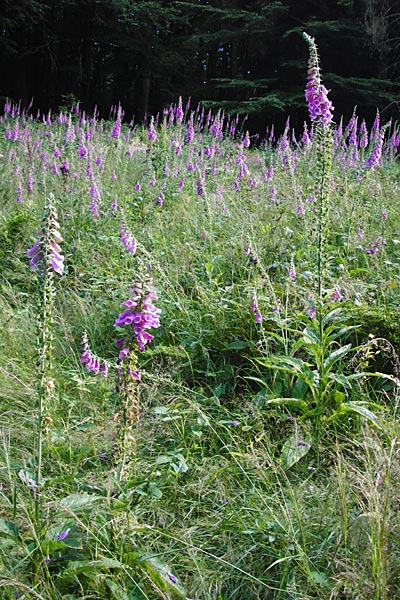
[1,0,400,132]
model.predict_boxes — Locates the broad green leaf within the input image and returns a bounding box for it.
[280,434,311,470]
[59,493,103,513]
[138,555,188,599]
[292,377,309,399]
[64,558,124,576]
[0,518,19,541]
[156,455,171,465]
[224,340,249,350]
[323,344,352,370]
[327,324,360,341]
[342,402,382,429]
[322,308,343,326]
[309,570,329,586]
[302,326,320,345]
[328,372,353,390]
[265,397,307,410]
[104,580,131,600]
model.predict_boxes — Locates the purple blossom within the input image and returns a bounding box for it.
[366,132,383,169]
[148,117,157,143]
[364,236,386,254]
[27,203,65,276]
[329,286,343,302]
[57,528,71,541]
[359,119,368,148]
[27,240,42,269]
[186,114,194,143]
[115,288,161,352]
[303,33,334,126]
[78,143,87,159]
[119,218,137,255]
[110,198,118,214]
[89,181,101,217]
[306,304,316,318]
[60,161,69,176]
[251,294,262,323]
[110,108,122,139]
[80,333,108,376]
[176,96,184,123]
[16,185,24,203]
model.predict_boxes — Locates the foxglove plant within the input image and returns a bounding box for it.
[303,32,334,299]
[27,194,64,523]
[113,273,161,480]
[80,248,161,481]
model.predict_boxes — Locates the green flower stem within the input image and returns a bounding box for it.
[35,268,55,526]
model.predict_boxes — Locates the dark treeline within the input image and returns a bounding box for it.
[1,0,399,132]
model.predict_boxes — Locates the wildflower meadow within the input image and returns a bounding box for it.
[0,35,400,599]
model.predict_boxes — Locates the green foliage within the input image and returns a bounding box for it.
[0,88,400,599]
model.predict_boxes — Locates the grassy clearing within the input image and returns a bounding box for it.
[0,84,399,599]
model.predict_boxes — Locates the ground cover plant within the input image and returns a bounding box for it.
[0,35,400,600]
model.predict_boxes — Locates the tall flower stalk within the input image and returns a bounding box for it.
[80,251,161,482]
[303,32,334,300]
[27,193,64,524]
[113,272,161,481]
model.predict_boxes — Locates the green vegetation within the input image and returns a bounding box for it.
[0,85,399,599]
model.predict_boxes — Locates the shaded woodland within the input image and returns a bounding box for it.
[1,0,399,131]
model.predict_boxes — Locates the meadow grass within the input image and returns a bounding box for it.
[0,85,399,600]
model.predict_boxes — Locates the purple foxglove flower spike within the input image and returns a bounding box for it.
[148,117,157,142]
[303,33,334,127]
